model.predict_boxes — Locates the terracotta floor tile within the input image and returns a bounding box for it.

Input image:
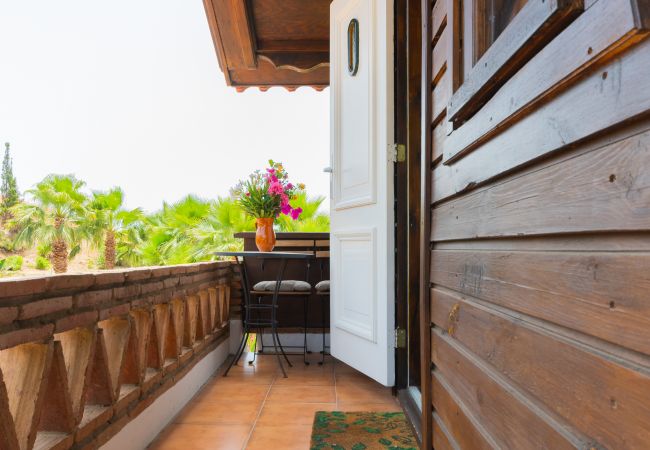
[273,369,335,386]
[174,400,261,425]
[151,355,404,450]
[266,385,336,404]
[256,402,337,426]
[217,371,276,385]
[149,423,250,450]
[198,382,270,403]
[244,424,313,450]
[335,384,395,404]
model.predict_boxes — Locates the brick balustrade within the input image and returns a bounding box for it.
[0,261,235,450]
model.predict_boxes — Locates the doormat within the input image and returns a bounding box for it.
[310,411,418,450]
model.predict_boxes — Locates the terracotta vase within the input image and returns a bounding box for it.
[255,217,276,252]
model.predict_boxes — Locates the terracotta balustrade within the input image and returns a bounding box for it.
[0,262,235,450]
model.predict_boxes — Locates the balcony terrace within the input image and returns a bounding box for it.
[0,262,234,450]
[149,354,399,450]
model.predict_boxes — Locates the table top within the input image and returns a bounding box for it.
[214,251,315,260]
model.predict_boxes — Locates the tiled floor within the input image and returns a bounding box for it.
[149,352,401,450]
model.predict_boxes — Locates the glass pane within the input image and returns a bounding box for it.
[475,0,528,62]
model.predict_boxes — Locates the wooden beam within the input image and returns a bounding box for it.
[230,0,257,69]
[202,0,232,85]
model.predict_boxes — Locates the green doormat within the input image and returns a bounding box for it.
[310,411,418,450]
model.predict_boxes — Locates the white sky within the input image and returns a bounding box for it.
[0,1,330,212]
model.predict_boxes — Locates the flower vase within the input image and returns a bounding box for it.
[255,217,276,252]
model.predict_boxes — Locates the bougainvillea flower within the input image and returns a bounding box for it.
[290,207,303,220]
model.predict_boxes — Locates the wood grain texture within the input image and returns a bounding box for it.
[432,28,448,83]
[432,288,650,449]
[444,0,650,165]
[203,0,330,88]
[431,0,447,40]
[432,70,451,125]
[431,328,583,449]
[433,38,650,203]
[432,371,495,449]
[431,248,650,355]
[432,412,457,450]
[433,127,650,240]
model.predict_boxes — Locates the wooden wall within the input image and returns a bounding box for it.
[426,0,650,448]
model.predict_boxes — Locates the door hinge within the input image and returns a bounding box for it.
[388,144,406,163]
[394,327,407,349]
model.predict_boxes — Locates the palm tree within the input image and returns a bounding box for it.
[137,195,212,266]
[86,187,143,269]
[190,197,255,260]
[11,174,87,273]
[275,193,330,232]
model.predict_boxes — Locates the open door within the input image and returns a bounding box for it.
[329,0,395,386]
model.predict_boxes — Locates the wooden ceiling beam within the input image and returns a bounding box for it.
[229,0,257,69]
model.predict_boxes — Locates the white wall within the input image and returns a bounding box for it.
[101,337,230,450]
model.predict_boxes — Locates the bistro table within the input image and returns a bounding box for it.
[215,251,315,377]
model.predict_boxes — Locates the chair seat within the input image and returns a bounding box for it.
[253,280,312,292]
[315,280,330,293]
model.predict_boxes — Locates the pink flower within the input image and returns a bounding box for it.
[290,207,303,220]
[281,203,292,215]
[286,183,294,190]
[266,168,275,174]
[268,181,284,195]
[280,193,289,206]
[245,192,250,197]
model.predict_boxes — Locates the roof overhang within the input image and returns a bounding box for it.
[203,0,331,91]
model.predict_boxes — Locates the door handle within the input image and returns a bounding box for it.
[323,167,333,173]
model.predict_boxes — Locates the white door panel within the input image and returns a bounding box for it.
[329,0,394,386]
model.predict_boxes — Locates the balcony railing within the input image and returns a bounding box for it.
[0,261,235,450]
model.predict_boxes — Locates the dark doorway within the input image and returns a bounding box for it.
[394,0,423,438]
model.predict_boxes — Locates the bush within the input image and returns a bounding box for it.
[35,256,51,270]
[37,243,51,258]
[0,255,23,271]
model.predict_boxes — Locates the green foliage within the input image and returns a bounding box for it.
[85,187,144,268]
[0,255,23,271]
[10,174,88,252]
[274,193,329,232]
[0,232,16,252]
[8,173,330,272]
[34,256,51,270]
[1,143,19,210]
[37,242,51,258]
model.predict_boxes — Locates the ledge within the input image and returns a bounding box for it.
[0,262,235,450]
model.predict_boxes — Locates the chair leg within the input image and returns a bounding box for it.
[271,324,287,377]
[224,329,248,376]
[303,295,310,366]
[274,329,293,367]
[234,331,249,365]
[319,295,327,366]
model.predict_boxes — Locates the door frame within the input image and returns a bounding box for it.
[394,0,425,441]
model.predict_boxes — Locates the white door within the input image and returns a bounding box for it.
[329,0,395,386]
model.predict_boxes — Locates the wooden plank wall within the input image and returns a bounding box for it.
[427,0,650,448]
